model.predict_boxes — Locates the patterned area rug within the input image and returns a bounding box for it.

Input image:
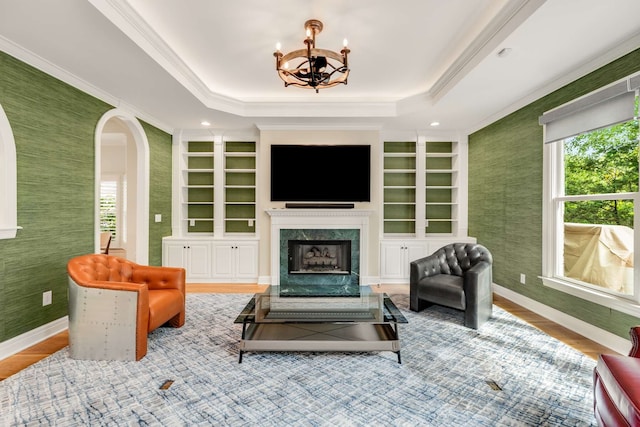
[0,293,596,426]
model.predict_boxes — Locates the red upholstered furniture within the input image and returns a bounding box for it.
[594,326,640,426]
[67,254,186,361]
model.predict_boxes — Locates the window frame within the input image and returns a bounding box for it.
[541,77,640,317]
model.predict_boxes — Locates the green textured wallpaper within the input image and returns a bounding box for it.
[144,122,173,266]
[468,47,640,338]
[0,51,172,344]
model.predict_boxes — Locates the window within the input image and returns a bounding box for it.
[541,74,640,314]
[0,104,20,239]
[100,176,125,248]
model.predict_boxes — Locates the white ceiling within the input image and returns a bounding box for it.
[0,0,639,134]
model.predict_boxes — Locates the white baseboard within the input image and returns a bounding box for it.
[257,276,271,285]
[363,276,380,285]
[0,316,68,361]
[493,284,630,355]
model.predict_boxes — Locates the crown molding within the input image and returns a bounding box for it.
[88,0,245,116]
[429,0,547,103]
[247,101,396,118]
[464,30,640,136]
[0,34,173,134]
[256,123,382,132]
[88,0,407,119]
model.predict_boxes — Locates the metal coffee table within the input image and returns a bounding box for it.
[234,285,408,363]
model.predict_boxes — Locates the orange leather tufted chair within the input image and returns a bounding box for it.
[67,254,186,361]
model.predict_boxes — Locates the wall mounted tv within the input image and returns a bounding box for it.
[270,144,371,202]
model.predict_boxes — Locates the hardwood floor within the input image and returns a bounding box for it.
[0,284,618,381]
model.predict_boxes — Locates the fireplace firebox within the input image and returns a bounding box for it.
[288,240,351,275]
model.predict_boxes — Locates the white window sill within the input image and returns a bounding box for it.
[0,226,21,240]
[541,275,640,317]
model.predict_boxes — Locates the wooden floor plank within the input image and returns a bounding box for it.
[0,285,619,381]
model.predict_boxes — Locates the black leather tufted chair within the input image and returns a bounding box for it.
[410,243,493,329]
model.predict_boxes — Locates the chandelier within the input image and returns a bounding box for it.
[273,19,350,93]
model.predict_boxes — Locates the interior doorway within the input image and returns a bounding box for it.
[94,109,150,265]
[0,103,19,239]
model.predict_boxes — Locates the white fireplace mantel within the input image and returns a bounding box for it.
[266,209,373,285]
[266,209,375,218]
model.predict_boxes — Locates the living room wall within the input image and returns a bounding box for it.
[257,129,381,282]
[0,51,172,345]
[145,121,173,266]
[468,47,640,339]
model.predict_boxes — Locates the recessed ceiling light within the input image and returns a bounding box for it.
[430,121,440,127]
[497,47,512,58]
[201,121,211,126]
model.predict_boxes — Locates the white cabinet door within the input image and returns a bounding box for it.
[380,242,406,281]
[236,242,258,279]
[163,239,211,281]
[211,241,258,281]
[405,242,429,267]
[380,240,429,283]
[211,242,234,278]
[164,238,259,283]
[163,241,187,268]
[186,242,211,279]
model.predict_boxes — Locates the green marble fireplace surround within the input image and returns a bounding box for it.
[279,228,360,296]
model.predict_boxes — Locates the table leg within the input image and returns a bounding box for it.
[239,319,248,364]
[394,323,401,364]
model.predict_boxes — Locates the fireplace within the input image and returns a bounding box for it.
[266,209,373,288]
[279,228,359,288]
[288,240,351,275]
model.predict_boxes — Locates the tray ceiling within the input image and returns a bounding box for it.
[0,0,639,133]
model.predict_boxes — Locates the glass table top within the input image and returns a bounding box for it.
[234,285,408,324]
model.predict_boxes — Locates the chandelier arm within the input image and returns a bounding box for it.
[318,67,343,84]
[323,70,349,86]
[279,68,316,85]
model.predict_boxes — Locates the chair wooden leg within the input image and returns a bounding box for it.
[165,310,185,328]
[410,297,432,312]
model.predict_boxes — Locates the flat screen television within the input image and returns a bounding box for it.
[270,144,371,202]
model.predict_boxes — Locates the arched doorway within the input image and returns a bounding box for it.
[94,109,150,264]
[0,103,19,239]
